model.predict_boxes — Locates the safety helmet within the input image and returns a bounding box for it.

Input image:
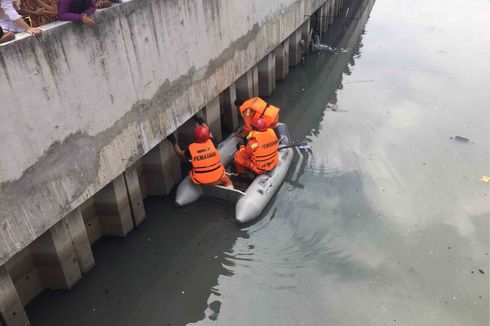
[251,117,267,131]
[194,125,210,143]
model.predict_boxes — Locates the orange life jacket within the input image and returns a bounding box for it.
[248,129,279,174]
[188,139,225,185]
[240,97,280,134]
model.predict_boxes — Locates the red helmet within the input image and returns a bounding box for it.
[194,125,210,143]
[251,117,267,131]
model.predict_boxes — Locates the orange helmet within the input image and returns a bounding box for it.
[251,117,267,131]
[194,126,210,143]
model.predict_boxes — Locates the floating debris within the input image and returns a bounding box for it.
[479,269,485,274]
[481,176,489,183]
[454,136,469,143]
[326,103,348,112]
[311,34,336,52]
[344,79,374,84]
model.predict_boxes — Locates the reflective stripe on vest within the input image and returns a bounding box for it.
[188,139,225,184]
[249,129,279,173]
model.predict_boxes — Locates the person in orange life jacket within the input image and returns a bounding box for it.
[234,97,280,139]
[169,125,233,188]
[233,117,279,176]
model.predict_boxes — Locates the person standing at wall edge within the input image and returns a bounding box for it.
[169,126,233,188]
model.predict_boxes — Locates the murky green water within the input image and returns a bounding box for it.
[27,0,489,325]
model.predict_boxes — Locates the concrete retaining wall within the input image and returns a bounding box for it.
[0,0,328,266]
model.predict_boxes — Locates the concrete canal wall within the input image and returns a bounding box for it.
[0,0,345,324]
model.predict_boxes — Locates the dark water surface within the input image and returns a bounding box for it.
[27,0,489,325]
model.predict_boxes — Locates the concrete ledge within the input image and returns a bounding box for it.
[0,0,329,266]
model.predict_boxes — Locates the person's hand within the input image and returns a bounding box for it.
[26,27,42,36]
[167,133,177,145]
[96,0,111,9]
[192,114,205,125]
[82,14,96,27]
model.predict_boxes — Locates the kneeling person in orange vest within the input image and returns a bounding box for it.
[169,126,233,188]
[235,97,280,138]
[234,117,279,175]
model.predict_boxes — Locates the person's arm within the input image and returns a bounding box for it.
[58,0,95,26]
[241,140,256,159]
[173,144,186,160]
[193,114,210,130]
[32,0,57,16]
[167,134,186,160]
[193,114,216,139]
[58,0,82,22]
[241,124,252,137]
[82,0,95,16]
[1,0,41,35]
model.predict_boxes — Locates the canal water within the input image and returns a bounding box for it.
[27,0,489,325]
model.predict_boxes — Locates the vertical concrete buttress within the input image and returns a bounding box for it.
[289,30,302,67]
[235,70,254,100]
[258,52,276,97]
[235,67,259,100]
[219,83,240,133]
[275,39,290,80]
[320,3,328,33]
[80,198,101,244]
[0,267,29,326]
[203,96,223,142]
[328,0,334,25]
[93,174,134,237]
[64,209,95,273]
[123,165,146,227]
[141,140,182,197]
[301,18,311,54]
[4,250,43,307]
[30,219,82,289]
[252,66,259,97]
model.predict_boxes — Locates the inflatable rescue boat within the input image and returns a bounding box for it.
[175,123,294,223]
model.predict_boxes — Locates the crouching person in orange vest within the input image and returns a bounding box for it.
[169,126,233,188]
[234,117,279,175]
[235,97,280,138]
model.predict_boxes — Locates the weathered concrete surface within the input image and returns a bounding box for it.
[0,267,29,326]
[219,83,239,133]
[0,0,329,266]
[4,249,43,306]
[275,39,290,80]
[203,96,222,142]
[140,140,181,197]
[93,175,134,237]
[289,30,302,66]
[29,220,82,290]
[123,166,146,227]
[258,52,277,97]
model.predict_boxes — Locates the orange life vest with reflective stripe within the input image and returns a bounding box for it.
[188,139,225,185]
[240,97,280,133]
[248,129,279,174]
